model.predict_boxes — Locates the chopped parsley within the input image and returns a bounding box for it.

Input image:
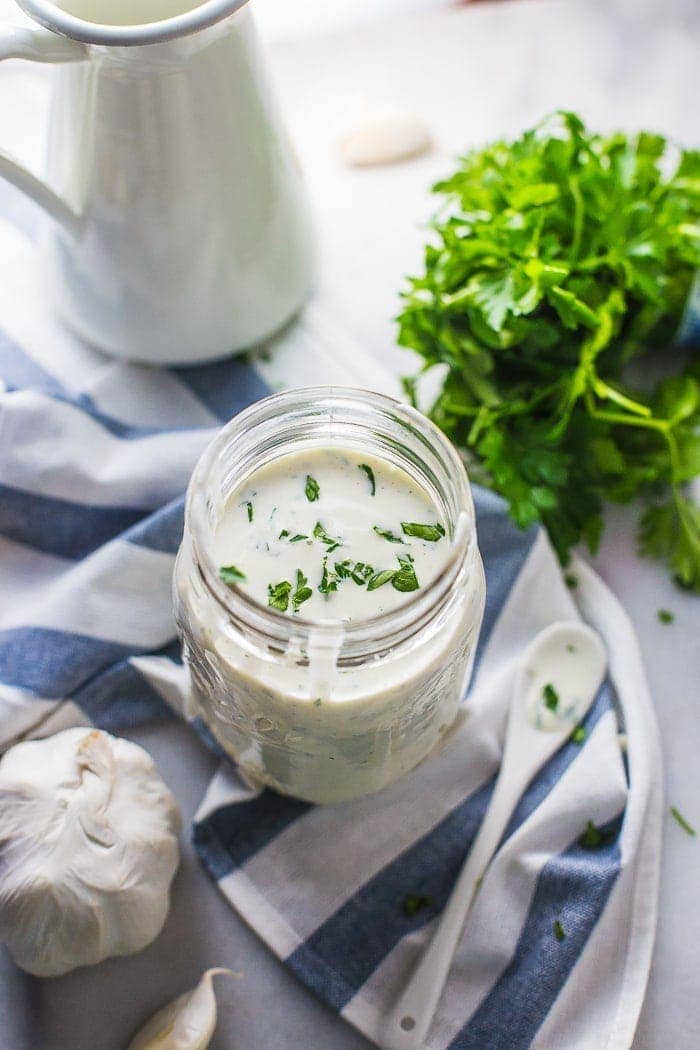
[367,569,396,592]
[268,579,292,612]
[571,725,587,745]
[244,501,254,522]
[657,608,675,625]
[219,564,246,585]
[392,554,420,592]
[279,529,290,539]
[335,560,375,585]
[579,820,615,850]
[553,919,566,942]
[313,521,342,553]
[564,574,578,590]
[670,806,696,837]
[402,894,434,917]
[359,463,376,496]
[319,558,339,595]
[367,555,421,594]
[305,475,320,502]
[542,683,560,711]
[291,533,309,543]
[401,522,446,542]
[373,525,404,544]
[292,570,313,612]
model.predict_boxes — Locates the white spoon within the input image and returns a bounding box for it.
[383,621,607,1050]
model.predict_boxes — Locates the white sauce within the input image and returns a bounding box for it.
[525,639,594,732]
[213,448,450,621]
[175,445,486,803]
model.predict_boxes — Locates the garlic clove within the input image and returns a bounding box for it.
[339,103,432,167]
[127,969,239,1050]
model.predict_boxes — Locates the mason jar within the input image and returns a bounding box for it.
[173,387,485,804]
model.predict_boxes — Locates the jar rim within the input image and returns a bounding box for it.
[185,386,477,660]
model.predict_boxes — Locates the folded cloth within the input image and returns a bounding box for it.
[0,196,662,1050]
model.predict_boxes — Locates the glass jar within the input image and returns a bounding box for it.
[174,387,485,804]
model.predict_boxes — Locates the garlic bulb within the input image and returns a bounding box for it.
[339,103,432,167]
[128,969,238,1050]
[0,728,181,977]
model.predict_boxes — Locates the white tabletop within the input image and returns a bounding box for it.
[0,1,698,1047]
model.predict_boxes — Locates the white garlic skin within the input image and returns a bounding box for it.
[340,104,432,167]
[128,968,238,1050]
[0,728,181,977]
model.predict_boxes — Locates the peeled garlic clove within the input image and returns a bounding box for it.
[340,103,431,167]
[128,969,239,1050]
[0,728,181,977]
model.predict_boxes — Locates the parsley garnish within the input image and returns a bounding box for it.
[359,463,376,496]
[313,521,342,553]
[398,111,700,591]
[402,894,433,917]
[268,579,291,612]
[542,683,559,711]
[392,554,420,592]
[373,525,404,544]
[305,475,320,502]
[319,558,339,595]
[291,534,309,543]
[244,501,253,523]
[571,725,586,745]
[657,608,675,625]
[292,569,313,612]
[219,565,246,585]
[564,574,578,590]
[670,806,696,837]
[553,919,566,942]
[279,529,290,539]
[401,522,446,542]
[368,555,421,593]
[579,820,615,850]
[367,569,395,592]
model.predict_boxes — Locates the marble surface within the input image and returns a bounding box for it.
[0,1,698,1048]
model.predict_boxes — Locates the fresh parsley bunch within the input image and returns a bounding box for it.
[399,112,700,590]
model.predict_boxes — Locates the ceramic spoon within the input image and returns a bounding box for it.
[383,621,607,1050]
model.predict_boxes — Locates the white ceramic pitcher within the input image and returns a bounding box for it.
[0,0,315,363]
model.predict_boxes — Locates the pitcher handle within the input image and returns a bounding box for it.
[0,24,87,235]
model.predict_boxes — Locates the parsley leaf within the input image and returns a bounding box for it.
[670,806,696,837]
[553,919,566,942]
[401,522,446,541]
[292,569,313,612]
[657,608,675,624]
[359,463,376,495]
[319,558,339,595]
[392,554,420,592]
[398,112,700,590]
[305,475,320,502]
[219,565,247,585]
[579,820,615,850]
[313,521,342,553]
[367,569,396,592]
[542,683,559,711]
[244,501,253,523]
[373,525,404,543]
[403,894,434,917]
[268,579,291,612]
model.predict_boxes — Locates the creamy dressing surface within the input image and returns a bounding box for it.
[213,448,450,622]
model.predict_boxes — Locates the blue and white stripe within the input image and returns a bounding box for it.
[0,182,662,1049]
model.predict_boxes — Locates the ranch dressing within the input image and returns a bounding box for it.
[212,449,450,622]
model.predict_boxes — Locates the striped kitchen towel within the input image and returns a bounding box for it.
[0,188,662,1050]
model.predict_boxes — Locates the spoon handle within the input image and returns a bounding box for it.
[383,769,526,1050]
